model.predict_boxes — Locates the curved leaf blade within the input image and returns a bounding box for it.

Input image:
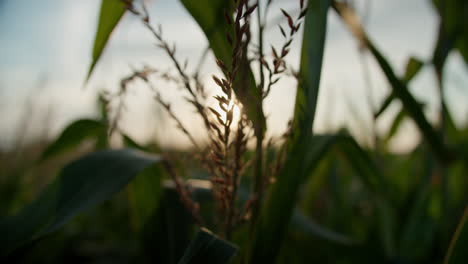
[40,119,106,162]
[0,149,162,256]
[86,0,127,82]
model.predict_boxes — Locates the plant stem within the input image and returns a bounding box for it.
[252,0,265,228]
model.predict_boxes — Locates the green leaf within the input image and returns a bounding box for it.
[177,228,238,264]
[40,119,107,162]
[127,165,163,231]
[333,2,450,163]
[142,185,195,264]
[367,43,449,162]
[374,56,423,119]
[398,158,438,261]
[336,136,396,257]
[403,57,424,83]
[180,0,266,135]
[432,0,468,65]
[374,93,395,118]
[385,107,407,143]
[86,0,127,82]
[249,0,330,257]
[444,207,468,264]
[0,149,162,256]
[291,209,356,246]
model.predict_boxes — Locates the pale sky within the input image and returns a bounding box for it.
[0,0,467,151]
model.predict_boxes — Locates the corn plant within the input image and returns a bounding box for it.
[1,0,467,263]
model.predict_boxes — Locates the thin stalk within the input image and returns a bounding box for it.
[435,64,450,245]
[251,0,265,228]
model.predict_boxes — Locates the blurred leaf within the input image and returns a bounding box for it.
[333,2,450,164]
[291,209,356,246]
[398,152,438,261]
[143,186,195,264]
[250,2,330,262]
[0,149,162,257]
[123,133,149,151]
[177,228,238,264]
[337,136,396,257]
[444,207,468,264]
[385,108,407,143]
[367,42,448,163]
[374,56,423,119]
[180,0,265,135]
[374,93,395,119]
[86,0,127,82]
[136,180,215,263]
[403,57,424,83]
[432,0,468,65]
[40,119,106,162]
[457,34,468,63]
[127,165,163,231]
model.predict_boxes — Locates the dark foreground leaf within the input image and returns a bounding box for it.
[0,149,162,257]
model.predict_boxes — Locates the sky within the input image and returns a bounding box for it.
[0,0,467,151]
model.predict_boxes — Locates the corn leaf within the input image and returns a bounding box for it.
[385,108,407,143]
[0,149,162,257]
[374,56,423,119]
[86,0,127,82]
[180,0,266,135]
[39,119,107,162]
[249,2,330,262]
[336,136,396,257]
[432,0,468,65]
[333,2,450,164]
[398,155,438,261]
[144,186,195,264]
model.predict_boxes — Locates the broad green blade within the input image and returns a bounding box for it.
[444,207,468,264]
[86,0,127,83]
[39,119,107,162]
[180,0,265,135]
[177,228,238,264]
[0,149,162,256]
